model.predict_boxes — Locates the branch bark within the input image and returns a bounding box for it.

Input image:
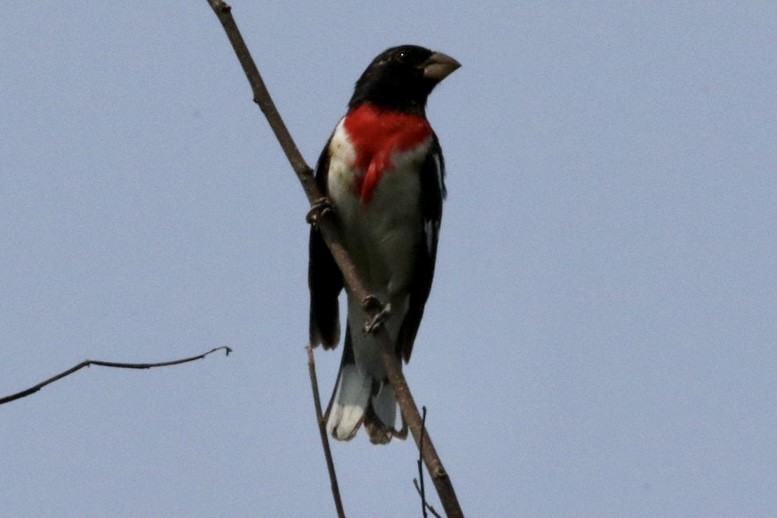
[205,2,463,516]
[0,346,232,405]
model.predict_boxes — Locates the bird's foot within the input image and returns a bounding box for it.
[306,197,334,226]
[362,295,391,334]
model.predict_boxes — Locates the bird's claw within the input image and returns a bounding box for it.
[306,197,334,226]
[362,295,391,334]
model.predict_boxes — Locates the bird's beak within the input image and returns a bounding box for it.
[422,51,461,82]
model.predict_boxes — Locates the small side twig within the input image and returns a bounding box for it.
[417,406,428,517]
[413,406,441,518]
[306,345,345,518]
[413,480,442,518]
[0,346,232,406]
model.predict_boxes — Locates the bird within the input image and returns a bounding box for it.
[308,45,460,444]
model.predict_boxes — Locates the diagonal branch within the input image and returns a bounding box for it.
[205,2,463,516]
[205,0,376,308]
[0,346,232,406]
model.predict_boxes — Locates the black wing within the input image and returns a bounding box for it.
[308,138,344,348]
[396,133,447,362]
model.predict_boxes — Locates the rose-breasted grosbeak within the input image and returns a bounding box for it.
[308,45,460,444]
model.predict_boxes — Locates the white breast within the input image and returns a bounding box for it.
[325,119,431,298]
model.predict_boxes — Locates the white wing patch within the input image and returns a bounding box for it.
[432,153,444,196]
[424,220,435,255]
[424,150,444,255]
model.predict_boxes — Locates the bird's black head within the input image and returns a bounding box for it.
[348,45,460,114]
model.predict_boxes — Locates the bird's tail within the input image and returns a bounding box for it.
[325,327,407,444]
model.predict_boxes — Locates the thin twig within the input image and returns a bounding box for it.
[306,345,345,518]
[414,480,443,518]
[378,338,460,517]
[417,406,429,517]
[0,346,232,406]
[412,407,442,517]
[205,2,463,516]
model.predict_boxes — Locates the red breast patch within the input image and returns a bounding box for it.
[342,103,432,203]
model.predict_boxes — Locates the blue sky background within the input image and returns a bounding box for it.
[2,2,776,516]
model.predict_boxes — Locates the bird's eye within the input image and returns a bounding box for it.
[397,51,408,62]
